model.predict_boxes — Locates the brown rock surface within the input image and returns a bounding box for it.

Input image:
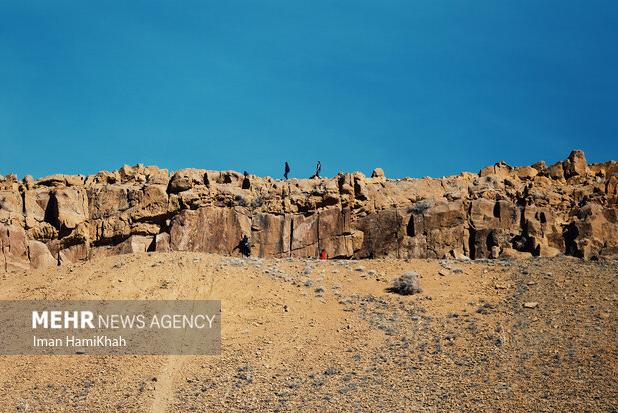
[1,150,617,270]
[170,207,251,255]
[0,223,29,271]
[27,240,56,269]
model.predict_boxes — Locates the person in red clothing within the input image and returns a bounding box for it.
[319,249,327,260]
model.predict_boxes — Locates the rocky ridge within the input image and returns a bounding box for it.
[1,150,617,270]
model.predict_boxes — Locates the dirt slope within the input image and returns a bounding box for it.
[0,253,616,412]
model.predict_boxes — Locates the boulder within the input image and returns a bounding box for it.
[91,217,131,245]
[548,162,565,180]
[22,175,35,189]
[371,168,385,178]
[24,188,50,223]
[127,185,169,222]
[88,186,130,219]
[537,245,561,257]
[145,166,169,185]
[37,174,67,187]
[566,204,618,258]
[155,233,171,252]
[0,189,23,216]
[353,173,370,201]
[168,169,207,194]
[117,164,147,184]
[65,175,84,187]
[59,243,90,263]
[90,170,119,185]
[51,187,89,230]
[515,166,538,180]
[116,235,154,254]
[338,173,355,196]
[563,150,587,178]
[479,161,512,178]
[531,161,547,172]
[27,240,56,269]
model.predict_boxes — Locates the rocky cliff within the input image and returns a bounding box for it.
[2,150,617,271]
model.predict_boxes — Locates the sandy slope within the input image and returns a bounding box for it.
[0,253,616,412]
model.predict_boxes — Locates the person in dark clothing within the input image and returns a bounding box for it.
[242,171,250,189]
[284,162,290,180]
[310,161,321,179]
[236,234,251,257]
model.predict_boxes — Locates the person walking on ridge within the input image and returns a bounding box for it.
[310,161,321,179]
[284,161,290,180]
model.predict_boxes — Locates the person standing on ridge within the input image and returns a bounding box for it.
[242,171,251,189]
[310,161,321,179]
[284,161,290,180]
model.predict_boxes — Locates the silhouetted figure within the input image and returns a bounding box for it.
[284,162,290,180]
[235,234,251,257]
[242,171,250,189]
[310,161,321,179]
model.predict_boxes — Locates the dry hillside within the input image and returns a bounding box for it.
[0,252,615,412]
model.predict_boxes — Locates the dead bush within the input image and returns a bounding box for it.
[389,272,422,295]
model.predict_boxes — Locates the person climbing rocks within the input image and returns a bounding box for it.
[235,234,251,257]
[310,161,321,179]
[284,161,290,180]
[319,249,327,260]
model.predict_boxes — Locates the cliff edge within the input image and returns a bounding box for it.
[2,150,617,270]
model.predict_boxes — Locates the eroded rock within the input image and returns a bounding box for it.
[1,151,616,270]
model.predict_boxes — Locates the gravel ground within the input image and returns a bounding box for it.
[0,254,615,412]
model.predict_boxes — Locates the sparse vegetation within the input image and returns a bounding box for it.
[234,194,247,207]
[389,271,422,295]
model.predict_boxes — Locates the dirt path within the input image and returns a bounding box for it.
[149,260,216,412]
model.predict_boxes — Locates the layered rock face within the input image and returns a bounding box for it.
[1,150,617,270]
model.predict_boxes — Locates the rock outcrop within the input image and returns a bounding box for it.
[2,150,617,270]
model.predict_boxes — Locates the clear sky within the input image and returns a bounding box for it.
[1,1,617,179]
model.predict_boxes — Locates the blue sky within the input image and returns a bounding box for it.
[1,1,617,179]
